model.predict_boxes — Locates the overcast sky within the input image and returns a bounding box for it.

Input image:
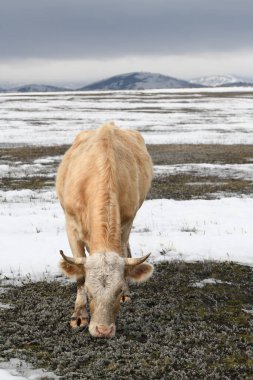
[1,0,253,84]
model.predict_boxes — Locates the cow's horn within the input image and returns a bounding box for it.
[59,250,85,265]
[125,253,151,266]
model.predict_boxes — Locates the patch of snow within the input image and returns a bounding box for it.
[0,302,13,309]
[0,359,58,379]
[242,308,253,315]
[154,163,253,181]
[1,192,253,278]
[33,156,62,164]
[191,278,232,288]
[130,198,253,265]
[0,369,26,380]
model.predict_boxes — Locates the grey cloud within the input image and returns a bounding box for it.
[0,0,253,59]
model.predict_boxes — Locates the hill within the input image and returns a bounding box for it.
[9,84,68,93]
[79,72,202,91]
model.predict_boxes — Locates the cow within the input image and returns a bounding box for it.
[56,122,153,338]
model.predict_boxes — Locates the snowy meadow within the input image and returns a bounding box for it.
[1,88,253,379]
[2,87,253,146]
[1,88,253,276]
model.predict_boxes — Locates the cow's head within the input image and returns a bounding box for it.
[60,250,153,338]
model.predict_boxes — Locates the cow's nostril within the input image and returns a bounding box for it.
[96,325,113,336]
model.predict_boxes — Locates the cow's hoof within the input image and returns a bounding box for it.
[70,317,89,329]
[120,295,131,303]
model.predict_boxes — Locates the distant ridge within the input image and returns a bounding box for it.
[8,84,68,93]
[190,75,253,87]
[78,72,203,91]
[1,73,253,93]
[220,81,253,88]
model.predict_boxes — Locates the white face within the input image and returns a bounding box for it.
[60,250,154,338]
[85,252,126,338]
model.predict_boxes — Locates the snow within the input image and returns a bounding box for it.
[191,278,232,288]
[154,163,253,181]
[1,88,253,145]
[1,190,253,278]
[130,197,253,265]
[0,359,58,380]
[2,158,253,189]
[190,74,242,87]
[0,369,26,380]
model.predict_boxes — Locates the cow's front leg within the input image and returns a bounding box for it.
[70,277,89,328]
[121,241,132,303]
[65,222,88,328]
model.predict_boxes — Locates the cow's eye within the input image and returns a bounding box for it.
[86,290,93,301]
[116,289,123,297]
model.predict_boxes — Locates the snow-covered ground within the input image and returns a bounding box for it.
[1,189,252,278]
[1,88,252,274]
[0,89,253,278]
[1,88,253,146]
[2,159,253,184]
[154,163,253,181]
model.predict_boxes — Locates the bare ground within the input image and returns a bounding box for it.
[0,261,252,380]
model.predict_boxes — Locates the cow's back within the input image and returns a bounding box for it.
[56,123,153,222]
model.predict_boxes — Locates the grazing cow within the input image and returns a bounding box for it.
[56,122,153,338]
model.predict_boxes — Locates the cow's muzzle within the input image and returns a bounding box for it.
[92,324,115,338]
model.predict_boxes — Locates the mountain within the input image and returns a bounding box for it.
[9,84,69,93]
[79,72,203,91]
[190,75,253,87]
[2,73,252,92]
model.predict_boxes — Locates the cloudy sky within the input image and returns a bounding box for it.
[1,0,253,85]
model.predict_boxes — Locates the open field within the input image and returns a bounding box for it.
[0,89,253,379]
[1,88,253,146]
[1,261,252,380]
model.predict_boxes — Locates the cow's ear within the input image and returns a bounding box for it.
[60,260,85,279]
[126,263,154,283]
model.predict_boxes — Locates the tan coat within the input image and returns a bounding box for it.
[56,122,153,258]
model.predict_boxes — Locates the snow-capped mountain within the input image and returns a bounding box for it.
[79,72,202,91]
[1,73,252,92]
[9,84,68,93]
[190,75,253,87]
